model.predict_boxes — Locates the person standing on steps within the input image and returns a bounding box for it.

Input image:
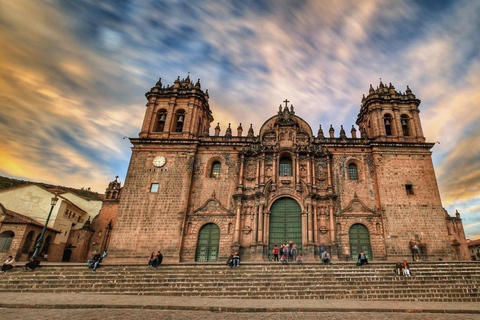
[409,239,421,261]
[272,245,279,262]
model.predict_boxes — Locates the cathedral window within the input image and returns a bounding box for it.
[211,161,221,178]
[384,114,392,136]
[348,163,358,180]
[401,115,410,136]
[279,156,292,176]
[175,110,185,132]
[156,110,167,132]
[150,183,159,193]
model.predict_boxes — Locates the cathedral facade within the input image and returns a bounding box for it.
[107,76,468,262]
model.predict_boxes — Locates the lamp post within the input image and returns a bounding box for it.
[33,195,59,259]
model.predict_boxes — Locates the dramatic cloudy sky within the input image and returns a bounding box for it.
[1,0,479,238]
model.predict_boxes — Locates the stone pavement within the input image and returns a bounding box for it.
[0,292,479,315]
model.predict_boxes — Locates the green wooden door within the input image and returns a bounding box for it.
[268,198,302,258]
[349,224,373,260]
[195,223,220,262]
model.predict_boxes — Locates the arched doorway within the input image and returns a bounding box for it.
[22,231,35,253]
[268,198,302,258]
[62,249,72,262]
[195,223,220,262]
[349,224,373,260]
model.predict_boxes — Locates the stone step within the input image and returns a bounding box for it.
[1,263,478,301]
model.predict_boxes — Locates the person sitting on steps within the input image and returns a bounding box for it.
[321,250,331,265]
[1,256,15,273]
[232,251,240,267]
[357,251,368,266]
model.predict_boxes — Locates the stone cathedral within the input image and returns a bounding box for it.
[107,76,469,263]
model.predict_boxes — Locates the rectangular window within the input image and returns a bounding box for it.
[150,183,159,193]
[279,163,292,176]
[405,184,414,195]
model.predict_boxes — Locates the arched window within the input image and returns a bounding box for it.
[401,114,410,136]
[348,163,358,180]
[384,114,392,136]
[156,110,167,132]
[22,231,35,253]
[0,231,14,252]
[175,110,185,132]
[279,156,292,176]
[211,161,221,178]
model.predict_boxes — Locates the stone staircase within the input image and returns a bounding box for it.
[1,261,479,301]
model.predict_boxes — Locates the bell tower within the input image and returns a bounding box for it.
[356,81,425,142]
[139,75,213,139]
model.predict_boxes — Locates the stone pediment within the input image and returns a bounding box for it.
[192,193,230,216]
[340,193,376,215]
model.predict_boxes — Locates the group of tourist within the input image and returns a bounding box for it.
[1,255,43,273]
[272,243,301,263]
[147,251,163,268]
[394,260,411,276]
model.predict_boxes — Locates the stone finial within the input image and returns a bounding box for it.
[351,125,357,138]
[317,124,324,139]
[247,124,254,138]
[155,78,162,87]
[329,124,335,138]
[225,123,232,137]
[340,125,346,138]
[389,82,396,94]
[369,84,374,94]
[195,79,201,88]
[406,85,412,94]
[214,123,221,136]
[237,123,243,137]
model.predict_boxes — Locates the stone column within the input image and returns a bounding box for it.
[307,204,313,243]
[329,204,335,243]
[302,211,307,245]
[264,211,270,246]
[258,202,264,244]
[260,154,265,185]
[311,157,316,187]
[233,198,242,244]
[306,155,311,185]
[272,154,277,187]
[313,204,318,244]
[252,204,258,243]
[326,154,333,193]
[238,154,245,190]
[295,153,300,186]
